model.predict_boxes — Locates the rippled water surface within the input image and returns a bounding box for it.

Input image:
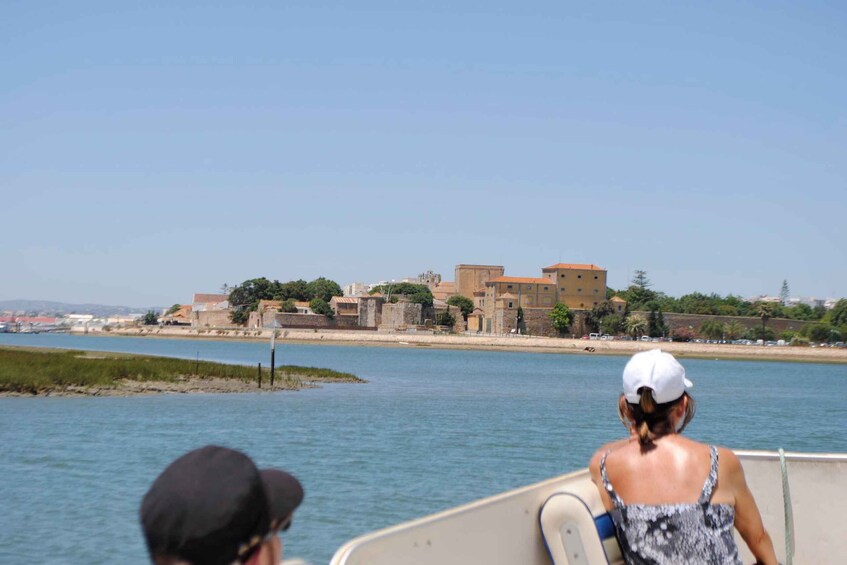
[1,333,845,563]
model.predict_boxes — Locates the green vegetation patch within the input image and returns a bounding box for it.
[0,347,361,394]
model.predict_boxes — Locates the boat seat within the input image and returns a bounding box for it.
[539,491,623,565]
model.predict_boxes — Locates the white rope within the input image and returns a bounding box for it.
[778,448,794,565]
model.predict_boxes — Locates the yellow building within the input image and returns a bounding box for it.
[541,263,607,310]
[455,264,505,302]
[480,277,558,334]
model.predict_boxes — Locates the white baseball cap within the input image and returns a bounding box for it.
[623,349,693,404]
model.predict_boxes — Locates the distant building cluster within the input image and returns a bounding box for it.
[4,266,840,339]
[0,313,141,333]
[175,261,620,337]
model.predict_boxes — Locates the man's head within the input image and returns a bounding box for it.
[140,445,303,565]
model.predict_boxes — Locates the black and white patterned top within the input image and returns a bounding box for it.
[600,445,742,565]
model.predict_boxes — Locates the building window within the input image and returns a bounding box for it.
[560,274,565,278]
[594,275,599,280]
[507,285,513,290]
[508,302,513,308]
[560,288,566,292]
[594,289,599,294]
[527,285,532,290]
[580,303,584,308]
[578,288,582,292]
[577,275,582,279]
[543,286,548,291]
[594,302,598,306]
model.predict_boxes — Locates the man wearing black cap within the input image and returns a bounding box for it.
[140,445,303,565]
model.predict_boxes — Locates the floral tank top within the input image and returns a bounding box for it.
[600,445,742,565]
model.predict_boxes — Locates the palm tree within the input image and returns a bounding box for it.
[626,313,648,339]
[755,302,774,344]
[724,320,745,340]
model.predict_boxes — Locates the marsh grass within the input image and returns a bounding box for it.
[0,347,361,394]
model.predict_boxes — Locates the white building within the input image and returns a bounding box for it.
[343,282,369,297]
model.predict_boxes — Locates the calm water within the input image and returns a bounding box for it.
[1,333,845,564]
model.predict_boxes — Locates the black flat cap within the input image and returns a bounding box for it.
[260,469,304,529]
[140,446,270,565]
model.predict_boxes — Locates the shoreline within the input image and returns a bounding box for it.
[0,346,364,398]
[60,326,847,364]
[0,376,309,398]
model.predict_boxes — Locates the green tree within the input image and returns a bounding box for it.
[307,277,343,303]
[600,314,624,335]
[803,322,834,343]
[828,299,847,327]
[784,303,814,320]
[549,303,574,336]
[228,277,277,311]
[724,320,745,340]
[699,319,724,340]
[309,298,334,318]
[165,304,181,315]
[280,299,298,313]
[625,313,648,338]
[780,280,790,306]
[745,325,775,341]
[755,302,775,346]
[447,295,474,321]
[369,283,433,307]
[632,270,651,288]
[436,311,456,327]
[142,310,159,325]
[229,308,249,325]
[275,279,310,302]
[621,285,659,311]
[588,300,615,333]
[647,309,669,338]
[656,310,667,337]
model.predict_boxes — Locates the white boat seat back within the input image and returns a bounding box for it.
[539,487,622,565]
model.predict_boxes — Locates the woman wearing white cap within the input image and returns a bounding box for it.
[589,349,777,565]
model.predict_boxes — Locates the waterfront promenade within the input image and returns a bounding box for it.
[99,326,847,364]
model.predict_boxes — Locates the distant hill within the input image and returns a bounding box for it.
[0,299,165,317]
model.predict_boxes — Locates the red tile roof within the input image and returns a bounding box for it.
[330,297,360,304]
[542,263,605,271]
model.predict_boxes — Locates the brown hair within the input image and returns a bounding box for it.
[618,388,695,446]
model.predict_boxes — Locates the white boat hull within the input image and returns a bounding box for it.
[331,450,847,564]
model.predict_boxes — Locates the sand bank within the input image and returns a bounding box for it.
[0,376,306,397]
[98,327,847,364]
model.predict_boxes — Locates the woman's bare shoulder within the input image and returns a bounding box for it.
[715,446,742,469]
[589,438,632,472]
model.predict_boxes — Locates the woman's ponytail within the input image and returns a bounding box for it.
[619,389,693,448]
[636,388,657,445]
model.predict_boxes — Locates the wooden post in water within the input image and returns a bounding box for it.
[270,330,276,388]
[258,363,262,389]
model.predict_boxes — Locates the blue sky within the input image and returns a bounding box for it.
[2,1,845,307]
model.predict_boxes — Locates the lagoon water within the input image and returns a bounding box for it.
[1,333,845,564]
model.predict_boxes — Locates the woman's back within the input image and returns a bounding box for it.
[596,439,741,565]
[599,436,735,507]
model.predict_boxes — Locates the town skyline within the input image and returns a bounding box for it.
[1,261,842,313]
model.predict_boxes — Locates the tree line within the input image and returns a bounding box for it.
[597,271,847,343]
[227,277,344,324]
